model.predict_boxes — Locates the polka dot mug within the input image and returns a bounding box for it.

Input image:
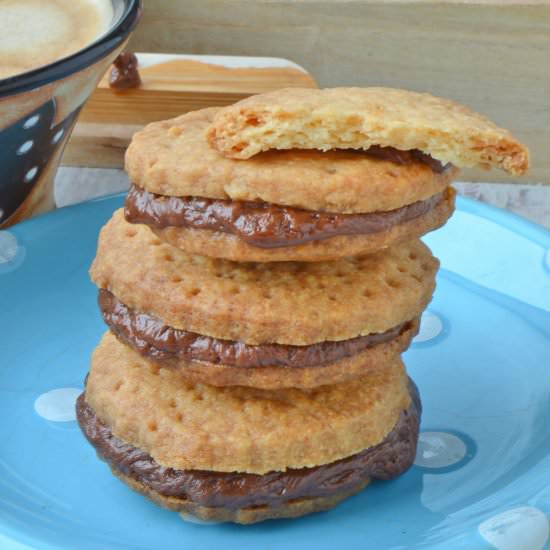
[0,0,141,228]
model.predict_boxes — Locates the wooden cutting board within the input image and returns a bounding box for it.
[63,54,318,168]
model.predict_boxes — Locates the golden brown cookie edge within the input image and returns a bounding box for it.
[112,468,369,524]
[110,319,418,390]
[150,187,455,262]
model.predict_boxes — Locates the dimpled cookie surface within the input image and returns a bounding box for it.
[85,332,412,474]
[125,107,456,214]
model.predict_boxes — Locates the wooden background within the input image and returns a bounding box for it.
[127,0,550,184]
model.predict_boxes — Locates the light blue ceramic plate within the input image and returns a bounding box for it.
[1,195,549,550]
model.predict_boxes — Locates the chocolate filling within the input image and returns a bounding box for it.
[125,185,445,249]
[99,289,414,368]
[357,146,448,173]
[76,381,420,509]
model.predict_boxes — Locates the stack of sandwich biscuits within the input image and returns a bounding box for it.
[77,87,528,524]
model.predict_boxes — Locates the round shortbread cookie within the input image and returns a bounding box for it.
[148,186,454,262]
[85,332,412,474]
[77,380,420,523]
[90,210,438,345]
[125,107,456,214]
[206,87,529,175]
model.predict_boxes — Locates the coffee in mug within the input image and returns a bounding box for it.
[0,0,114,79]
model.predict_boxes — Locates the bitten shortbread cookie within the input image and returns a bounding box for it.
[90,210,437,388]
[124,108,456,262]
[77,333,421,523]
[206,87,529,175]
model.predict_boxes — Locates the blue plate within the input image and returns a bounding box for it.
[1,195,549,550]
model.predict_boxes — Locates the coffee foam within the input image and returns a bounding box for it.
[0,0,114,80]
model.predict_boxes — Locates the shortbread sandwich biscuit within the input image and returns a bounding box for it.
[77,332,421,523]
[90,211,438,388]
[124,108,456,262]
[206,87,529,176]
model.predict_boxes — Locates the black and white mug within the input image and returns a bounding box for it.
[0,0,141,228]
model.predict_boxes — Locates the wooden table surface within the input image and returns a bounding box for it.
[127,0,550,185]
[55,168,550,229]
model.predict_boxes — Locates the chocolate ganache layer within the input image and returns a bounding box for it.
[356,146,448,173]
[125,185,445,249]
[99,289,415,368]
[76,382,421,509]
